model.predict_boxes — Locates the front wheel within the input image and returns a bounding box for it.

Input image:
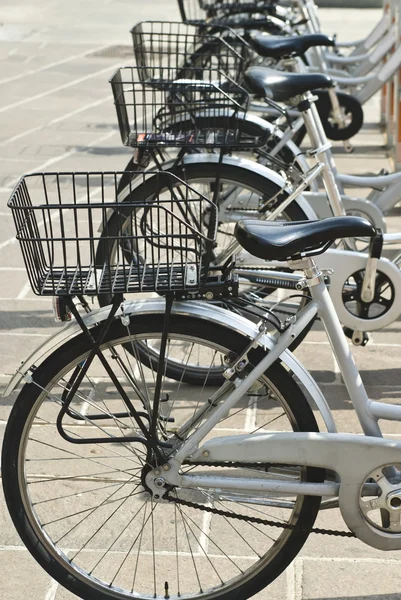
[292,90,364,146]
[3,312,323,600]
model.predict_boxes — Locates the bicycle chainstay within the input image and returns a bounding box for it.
[165,461,355,538]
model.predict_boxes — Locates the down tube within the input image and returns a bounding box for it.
[172,300,319,464]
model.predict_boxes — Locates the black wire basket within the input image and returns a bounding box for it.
[178,0,277,27]
[131,21,251,85]
[110,65,267,149]
[8,171,218,297]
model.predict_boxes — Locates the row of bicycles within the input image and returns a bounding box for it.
[3,1,401,599]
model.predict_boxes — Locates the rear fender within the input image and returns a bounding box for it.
[4,299,335,433]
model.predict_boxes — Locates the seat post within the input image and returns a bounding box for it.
[289,256,323,288]
[297,92,346,219]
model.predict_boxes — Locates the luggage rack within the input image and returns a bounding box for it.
[8,171,226,299]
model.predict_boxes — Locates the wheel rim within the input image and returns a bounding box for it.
[102,171,309,371]
[113,171,304,298]
[16,330,312,599]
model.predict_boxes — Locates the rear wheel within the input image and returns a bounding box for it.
[97,161,315,377]
[2,313,323,600]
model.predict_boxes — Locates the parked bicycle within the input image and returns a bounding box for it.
[105,28,401,349]
[3,173,401,598]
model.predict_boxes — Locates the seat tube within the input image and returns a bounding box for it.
[299,94,346,214]
[297,0,318,33]
[302,258,382,437]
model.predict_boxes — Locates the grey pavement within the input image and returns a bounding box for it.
[1,2,401,600]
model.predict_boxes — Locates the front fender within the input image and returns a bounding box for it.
[4,299,335,433]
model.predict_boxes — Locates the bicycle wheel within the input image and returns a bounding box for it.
[101,160,314,382]
[2,312,323,600]
[292,90,364,146]
[98,160,315,361]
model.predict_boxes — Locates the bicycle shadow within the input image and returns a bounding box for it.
[0,309,56,330]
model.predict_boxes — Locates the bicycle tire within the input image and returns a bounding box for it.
[292,90,364,146]
[2,312,324,600]
[97,160,315,375]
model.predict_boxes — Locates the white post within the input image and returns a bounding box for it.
[393,0,401,168]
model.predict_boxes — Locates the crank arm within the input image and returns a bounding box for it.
[361,230,383,303]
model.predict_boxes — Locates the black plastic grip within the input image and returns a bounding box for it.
[369,229,383,260]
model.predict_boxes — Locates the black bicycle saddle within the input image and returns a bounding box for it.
[234,216,376,261]
[248,33,335,60]
[243,66,333,102]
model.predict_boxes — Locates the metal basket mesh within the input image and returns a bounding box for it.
[8,171,217,297]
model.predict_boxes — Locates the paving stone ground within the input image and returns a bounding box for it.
[1,2,401,600]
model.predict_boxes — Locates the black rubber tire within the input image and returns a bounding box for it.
[316,90,364,141]
[292,90,364,146]
[2,313,324,600]
[109,160,308,257]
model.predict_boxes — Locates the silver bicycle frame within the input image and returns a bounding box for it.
[154,258,401,550]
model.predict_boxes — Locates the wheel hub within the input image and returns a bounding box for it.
[386,490,401,512]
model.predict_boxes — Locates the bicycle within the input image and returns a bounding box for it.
[177,0,401,159]
[105,57,319,332]
[133,19,364,149]
[106,55,401,349]
[4,171,401,598]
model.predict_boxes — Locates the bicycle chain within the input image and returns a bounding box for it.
[165,461,356,538]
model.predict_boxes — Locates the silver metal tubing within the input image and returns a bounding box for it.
[268,118,305,157]
[361,257,378,303]
[338,171,401,187]
[215,164,324,265]
[302,100,346,215]
[336,72,377,86]
[336,40,366,48]
[348,12,391,55]
[172,300,319,463]
[179,474,338,498]
[310,271,382,437]
[325,52,372,65]
[368,401,401,422]
[263,163,325,218]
